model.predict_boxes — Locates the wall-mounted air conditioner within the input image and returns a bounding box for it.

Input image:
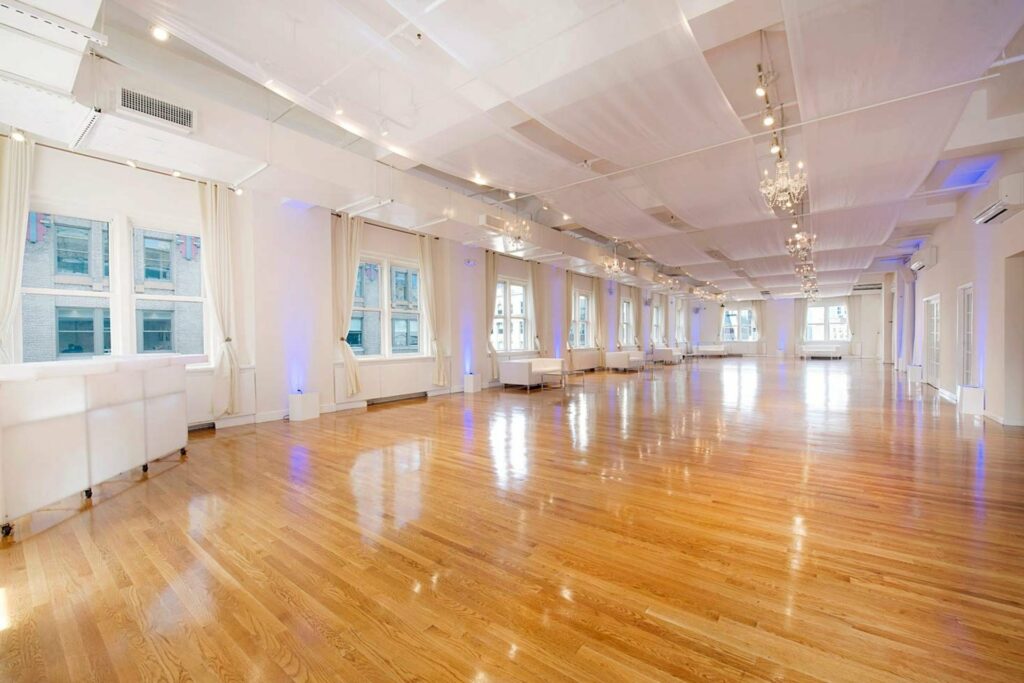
[909,246,936,272]
[973,172,1023,224]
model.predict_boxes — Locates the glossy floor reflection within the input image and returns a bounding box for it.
[2,359,1023,681]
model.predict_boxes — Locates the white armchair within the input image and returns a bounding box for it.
[652,347,684,364]
[695,344,726,357]
[499,358,565,392]
[605,350,644,372]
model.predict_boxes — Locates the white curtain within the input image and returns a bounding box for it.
[674,297,687,346]
[0,135,33,363]
[198,183,240,415]
[593,276,605,352]
[794,298,808,345]
[716,305,727,343]
[332,212,363,397]
[484,250,498,380]
[751,300,766,341]
[846,295,859,346]
[629,285,640,347]
[529,261,547,356]
[564,270,574,370]
[419,235,450,387]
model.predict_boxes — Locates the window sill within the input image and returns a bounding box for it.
[337,355,435,366]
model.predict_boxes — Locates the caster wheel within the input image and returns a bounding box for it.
[142,463,149,473]
[84,488,92,499]
[1,523,12,538]
[180,447,187,455]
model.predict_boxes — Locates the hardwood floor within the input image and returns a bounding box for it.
[2,358,1023,681]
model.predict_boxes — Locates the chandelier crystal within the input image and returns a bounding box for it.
[501,217,530,251]
[760,159,808,211]
[604,241,630,276]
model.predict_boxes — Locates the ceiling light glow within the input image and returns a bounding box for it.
[151,26,169,41]
[10,130,25,143]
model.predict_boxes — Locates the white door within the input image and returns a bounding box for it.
[926,297,941,388]
[958,285,974,386]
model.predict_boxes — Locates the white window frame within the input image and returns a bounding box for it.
[805,303,849,342]
[134,227,205,355]
[351,252,429,361]
[18,203,209,363]
[652,303,662,345]
[957,283,975,387]
[491,277,530,354]
[571,289,593,349]
[721,307,757,342]
[620,298,634,347]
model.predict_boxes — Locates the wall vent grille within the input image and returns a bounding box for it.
[120,88,193,129]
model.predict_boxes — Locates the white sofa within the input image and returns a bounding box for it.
[499,357,564,392]
[695,344,726,357]
[0,354,202,537]
[799,344,842,359]
[605,350,644,371]
[652,347,684,364]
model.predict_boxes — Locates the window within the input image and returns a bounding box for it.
[722,308,757,342]
[805,304,849,342]
[958,285,974,386]
[55,225,90,275]
[492,279,529,352]
[620,298,634,346]
[571,291,591,348]
[390,264,420,354]
[134,229,204,354]
[102,228,110,277]
[56,307,110,357]
[143,237,172,280]
[350,261,382,356]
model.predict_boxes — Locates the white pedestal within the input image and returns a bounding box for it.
[288,392,321,421]
[907,365,923,383]
[957,385,984,415]
[463,373,481,394]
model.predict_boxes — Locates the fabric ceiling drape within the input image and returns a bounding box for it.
[419,235,450,387]
[198,183,240,416]
[529,261,547,356]
[564,270,574,370]
[0,135,33,363]
[332,212,363,397]
[484,251,499,380]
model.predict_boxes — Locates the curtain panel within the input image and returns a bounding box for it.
[484,251,498,380]
[332,213,364,397]
[419,235,450,387]
[0,136,34,363]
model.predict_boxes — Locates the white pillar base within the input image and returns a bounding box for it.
[288,392,321,421]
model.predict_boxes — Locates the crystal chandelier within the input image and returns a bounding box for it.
[785,231,816,260]
[760,159,808,211]
[501,217,530,251]
[693,287,727,303]
[604,241,629,276]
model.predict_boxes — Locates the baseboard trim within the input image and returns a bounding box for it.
[255,409,288,424]
[984,410,1024,426]
[213,413,255,429]
[335,400,368,412]
[938,388,958,404]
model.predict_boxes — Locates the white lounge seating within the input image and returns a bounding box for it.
[605,350,644,371]
[652,347,684,364]
[499,357,564,392]
[799,345,842,359]
[695,344,726,357]
[0,354,203,537]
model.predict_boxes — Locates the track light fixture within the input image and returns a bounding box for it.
[11,129,25,143]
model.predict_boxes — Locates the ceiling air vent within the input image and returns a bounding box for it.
[69,108,101,149]
[117,88,195,133]
[852,283,883,292]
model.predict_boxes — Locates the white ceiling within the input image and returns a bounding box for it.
[7,0,1024,299]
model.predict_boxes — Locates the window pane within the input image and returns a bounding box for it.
[495,282,505,317]
[391,266,419,310]
[492,318,505,351]
[22,294,110,362]
[510,284,525,317]
[807,324,826,342]
[807,307,825,324]
[510,318,526,351]
[355,262,380,308]
[578,294,589,322]
[578,322,588,348]
[134,229,202,296]
[135,301,204,354]
[350,310,381,355]
[102,228,110,277]
[391,313,420,354]
[24,213,110,292]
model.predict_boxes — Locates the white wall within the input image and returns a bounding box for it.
[914,148,1024,424]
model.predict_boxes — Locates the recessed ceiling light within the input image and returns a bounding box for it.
[562,214,571,221]
[151,26,170,41]
[10,130,25,143]
[126,159,137,168]
[508,191,516,199]
[234,187,244,196]
[471,174,487,185]
[542,205,549,211]
[334,108,344,116]
[172,170,181,178]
